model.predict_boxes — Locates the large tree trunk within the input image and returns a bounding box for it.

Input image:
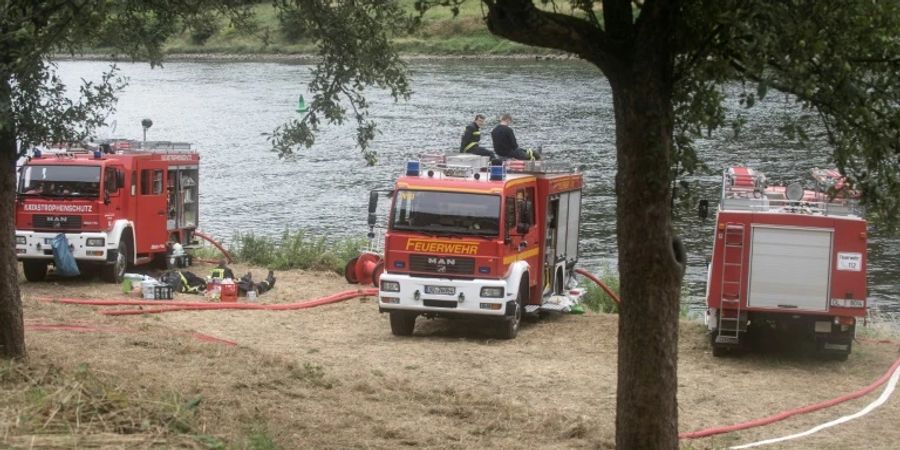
[0,76,25,359]
[611,28,681,450]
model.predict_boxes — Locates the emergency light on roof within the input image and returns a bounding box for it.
[490,165,505,181]
[32,149,41,158]
[406,160,420,176]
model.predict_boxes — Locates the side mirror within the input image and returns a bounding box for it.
[367,191,378,227]
[698,199,709,219]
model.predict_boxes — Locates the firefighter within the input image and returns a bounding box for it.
[491,114,541,161]
[459,114,497,160]
[236,270,277,296]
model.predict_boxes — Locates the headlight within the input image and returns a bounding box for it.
[16,236,25,245]
[86,238,105,247]
[480,287,504,298]
[381,280,400,292]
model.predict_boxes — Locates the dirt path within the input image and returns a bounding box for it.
[16,263,900,449]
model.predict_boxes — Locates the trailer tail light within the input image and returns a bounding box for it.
[837,316,855,326]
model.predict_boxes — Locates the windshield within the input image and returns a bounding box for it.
[18,165,101,198]
[391,190,501,237]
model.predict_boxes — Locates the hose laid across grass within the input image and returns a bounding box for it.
[40,288,378,316]
[680,355,900,441]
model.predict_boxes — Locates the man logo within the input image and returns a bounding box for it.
[428,257,455,272]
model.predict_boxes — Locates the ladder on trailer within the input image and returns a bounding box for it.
[717,223,745,344]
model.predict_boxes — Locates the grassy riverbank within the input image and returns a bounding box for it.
[157,1,564,57]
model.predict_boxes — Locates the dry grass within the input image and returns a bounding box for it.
[6,262,900,449]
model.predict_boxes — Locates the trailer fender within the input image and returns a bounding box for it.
[108,220,136,262]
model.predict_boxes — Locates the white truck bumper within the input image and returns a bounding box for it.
[378,273,513,317]
[15,230,111,262]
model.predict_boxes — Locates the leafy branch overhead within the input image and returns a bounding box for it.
[268,0,413,165]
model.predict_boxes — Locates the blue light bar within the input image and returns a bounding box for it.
[394,260,406,268]
[33,149,42,158]
[93,150,102,159]
[489,165,505,181]
[406,160,420,176]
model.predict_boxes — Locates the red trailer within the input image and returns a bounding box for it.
[15,140,199,282]
[704,167,866,359]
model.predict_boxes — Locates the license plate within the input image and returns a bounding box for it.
[424,285,455,295]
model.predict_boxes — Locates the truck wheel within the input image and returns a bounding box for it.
[499,288,524,339]
[389,311,416,336]
[101,241,128,283]
[23,260,48,282]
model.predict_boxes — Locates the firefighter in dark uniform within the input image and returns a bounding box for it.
[459,114,497,159]
[491,113,540,161]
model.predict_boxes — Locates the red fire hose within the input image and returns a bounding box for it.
[41,288,378,316]
[192,230,234,263]
[680,354,900,440]
[574,268,621,304]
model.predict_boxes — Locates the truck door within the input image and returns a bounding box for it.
[506,185,542,303]
[135,162,169,254]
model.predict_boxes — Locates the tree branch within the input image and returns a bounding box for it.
[483,0,625,74]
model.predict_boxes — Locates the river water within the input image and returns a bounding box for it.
[55,59,899,316]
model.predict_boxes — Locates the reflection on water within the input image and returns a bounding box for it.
[55,60,899,316]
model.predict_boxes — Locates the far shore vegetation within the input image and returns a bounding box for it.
[83,1,569,58]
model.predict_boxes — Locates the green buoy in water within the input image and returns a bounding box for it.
[296,95,309,113]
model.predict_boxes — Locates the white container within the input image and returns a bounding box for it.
[247,290,258,301]
[142,281,158,299]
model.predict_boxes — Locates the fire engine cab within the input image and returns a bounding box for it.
[15,140,199,283]
[375,154,585,339]
[704,167,866,359]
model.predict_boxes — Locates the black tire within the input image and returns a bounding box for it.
[23,260,48,282]
[499,283,525,339]
[101,240,128,283]
[389,311,416,336]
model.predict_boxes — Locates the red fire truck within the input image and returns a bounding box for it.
[704,167,867,359]
[374,154,585,339]
[15,140,200,283]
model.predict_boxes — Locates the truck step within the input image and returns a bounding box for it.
[525,305,540,314]
[539,303,569,312]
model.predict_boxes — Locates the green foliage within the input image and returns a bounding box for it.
[184,12,222,46]
[675,0,900,230]
[267,1,414,165]
[580,268,620,314]
[231,230,367,274]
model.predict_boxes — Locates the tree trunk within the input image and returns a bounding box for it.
[0,75,25,360]
[611,54,681,450]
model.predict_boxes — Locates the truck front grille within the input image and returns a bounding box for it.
[423,299,458,308]
[32,215,82,230]
[409,254,475,275]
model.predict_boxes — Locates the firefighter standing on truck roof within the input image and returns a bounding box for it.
[459,114,497,160]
